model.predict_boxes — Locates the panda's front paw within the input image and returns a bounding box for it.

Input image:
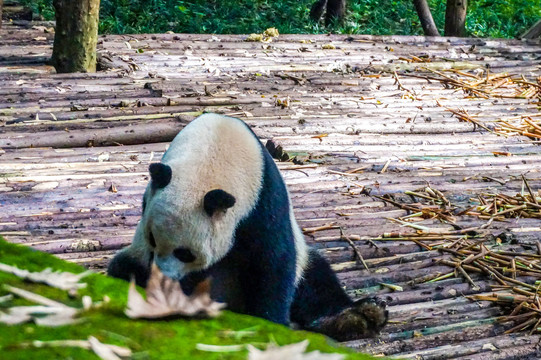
[108,251,151,288]
[352,296,388,335]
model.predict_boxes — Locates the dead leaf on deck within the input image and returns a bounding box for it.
[0,263,91,291]
[125,264,225,319]
[245,28,279,42]
[247,340,345,360]
[311,134,328,141]
[492,151,512,157]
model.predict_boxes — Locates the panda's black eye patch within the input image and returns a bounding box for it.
[173,247,196,263]
[149,163,172,189]
[203,189,236,217]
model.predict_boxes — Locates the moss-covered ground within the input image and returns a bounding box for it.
[0,238,377,360]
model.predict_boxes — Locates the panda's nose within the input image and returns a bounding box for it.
[173,247,196,263]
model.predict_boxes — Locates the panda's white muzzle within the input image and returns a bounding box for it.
[154,247,199,280]
[154,254,186,280]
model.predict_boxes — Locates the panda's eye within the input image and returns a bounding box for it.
[173,247,196,263]
[148,231,156,248]
[203,189,236,217]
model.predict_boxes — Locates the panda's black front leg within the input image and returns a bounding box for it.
[234,249,296,326]
[108,218,153,287]
[244,261,296,325]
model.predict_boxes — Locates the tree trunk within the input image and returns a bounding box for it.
[310,0,327,22]
[325,0,346,25]
[444,0,467,37]
[521,18,541,39]
[413,0,440,36]
[51,0,100,73]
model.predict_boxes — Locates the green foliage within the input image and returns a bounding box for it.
[465,0,541,38]
[0,238,374,359]
[15,0,541,38]
[22,0,55,19]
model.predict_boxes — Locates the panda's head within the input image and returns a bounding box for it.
[137,114,264,281]
[141,162,242,280]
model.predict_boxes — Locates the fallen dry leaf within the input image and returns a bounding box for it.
[196,343,246,352]
[4,284,68,307]
[482,343,498,351]
[0,263,91,291]
[0,294,13,304]
[263,28,279,38]
[0,305,79,326]
[125,264,225,319]
[34,309,80,327]
[0,307,32,325]
[247,340,345,360]
[492,151,512,157]
[21,337,131,359]
[0,285,79,326]
[311,133,328,140]
[88,336,123,360]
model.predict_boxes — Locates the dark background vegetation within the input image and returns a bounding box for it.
[20,0,541,38]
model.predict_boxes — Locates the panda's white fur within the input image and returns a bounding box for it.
[133,113,307,282]
[289,205,308,282]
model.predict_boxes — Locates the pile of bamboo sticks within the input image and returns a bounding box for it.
[375,186,457,226]
[396,66,541,140]
[441,239,541,335]
[377,178,541,333]
[495,115,541,141]
[466,175,541,220]
[421,68,540,100]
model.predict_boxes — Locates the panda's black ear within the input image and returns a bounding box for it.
[204,189,236,217]
[149,163,172,189]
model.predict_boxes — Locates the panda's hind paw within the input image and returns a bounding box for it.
[313,296,388,342]
[352,296,388,334]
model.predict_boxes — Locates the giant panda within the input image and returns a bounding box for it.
[108,113,387,341]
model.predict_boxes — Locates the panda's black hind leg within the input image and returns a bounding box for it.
[291,250,388,341]
[107,251,151,288]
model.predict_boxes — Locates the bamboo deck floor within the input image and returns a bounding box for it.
[1,22,541,359]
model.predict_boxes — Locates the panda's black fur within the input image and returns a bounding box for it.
[108,113,387,340]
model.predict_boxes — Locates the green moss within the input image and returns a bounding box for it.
[0,238,377,360]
